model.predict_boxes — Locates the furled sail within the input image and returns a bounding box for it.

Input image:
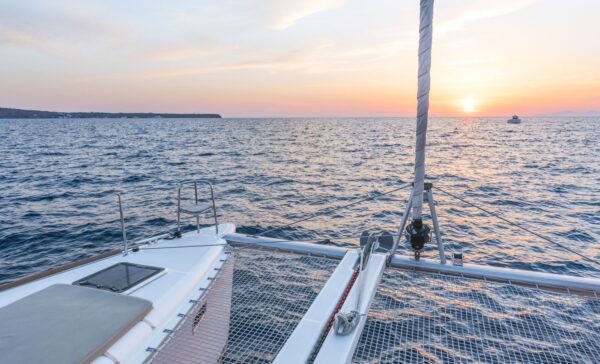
[411,0,434,221]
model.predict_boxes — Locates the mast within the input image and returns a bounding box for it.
[412,0,434,220]
[407,0,434,259]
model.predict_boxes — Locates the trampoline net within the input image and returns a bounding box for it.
[219,247,339,363]
[353,268,600,364]
[209,246,600,364]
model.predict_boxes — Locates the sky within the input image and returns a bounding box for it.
[1,0,599,117]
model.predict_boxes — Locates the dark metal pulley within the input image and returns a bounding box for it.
[405,218,430,260]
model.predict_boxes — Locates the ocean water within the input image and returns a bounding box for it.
[0,117,599,285]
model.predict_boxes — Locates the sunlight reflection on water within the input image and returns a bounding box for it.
[0,117,599,283]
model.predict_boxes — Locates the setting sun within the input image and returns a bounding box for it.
[462,99,476,114]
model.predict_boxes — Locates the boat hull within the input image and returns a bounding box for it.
[147,252,233,364]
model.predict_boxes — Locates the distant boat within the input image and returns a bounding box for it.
[507,115,522,124]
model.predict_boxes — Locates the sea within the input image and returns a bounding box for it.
[1,117,599,285]
[2,117,600,363]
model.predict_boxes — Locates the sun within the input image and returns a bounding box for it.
[462,99,476,114]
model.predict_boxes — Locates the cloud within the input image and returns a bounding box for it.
[0,29,34,46]
[145,47,217,62]
[436,0,536,35]
[165,0,346,36]
[134,34,413,80]
[136,46,321,78]
[264,0,345,30]
[0,1,122,50]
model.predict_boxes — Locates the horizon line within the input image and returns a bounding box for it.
[2,106,600,119]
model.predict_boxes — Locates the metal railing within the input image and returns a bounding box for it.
[116,180,220,255]
[176,181,219,236]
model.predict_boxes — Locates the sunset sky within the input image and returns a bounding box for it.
[1,0,599,117]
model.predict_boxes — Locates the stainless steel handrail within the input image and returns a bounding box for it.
[176,180,219,236]
[118,194,128,256]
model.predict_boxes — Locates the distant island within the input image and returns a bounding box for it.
[0,107,221,119]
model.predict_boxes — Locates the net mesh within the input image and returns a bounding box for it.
[219,247,339,363]
[353,268,600,364]
[148,254,233,364]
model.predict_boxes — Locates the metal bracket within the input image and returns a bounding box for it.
[390,183,446,264]
[427,188,446,264]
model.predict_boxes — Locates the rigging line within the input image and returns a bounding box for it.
[137,234,401,251]
[259,182,412,237]
[436,186,600,268]
[139,244,224,250]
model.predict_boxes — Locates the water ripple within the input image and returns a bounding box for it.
[0,117,599,284]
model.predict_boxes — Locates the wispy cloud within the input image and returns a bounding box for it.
[134,35,413,80]
[145,47,217,62]
[264,0,345,30]
[0,1,121,49]
[0,29,34,46]
[2,0,597,117]
[436,0,537,35]
[136,46,322,79]
[168,0,346,34]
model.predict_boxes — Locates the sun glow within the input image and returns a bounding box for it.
[462,99,476,114]
[1,1,599,116]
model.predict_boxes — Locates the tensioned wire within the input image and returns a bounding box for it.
[436,185,600,269]
[258,182,412,237]
[140,182,411,250]
[141,180,600,271]
[138,235,398,251]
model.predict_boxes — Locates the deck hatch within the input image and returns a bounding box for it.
[73,262,164,293]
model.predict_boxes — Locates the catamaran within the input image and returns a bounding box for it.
[1,1,599,363]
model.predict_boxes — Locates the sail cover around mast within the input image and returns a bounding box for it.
[411,0,434,221]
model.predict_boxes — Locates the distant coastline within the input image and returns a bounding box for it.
[0,107,221,119]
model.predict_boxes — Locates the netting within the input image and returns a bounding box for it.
[148,254,233,364]
[145,245,600,363]
[219,247,339,363]
[353,268,600,364]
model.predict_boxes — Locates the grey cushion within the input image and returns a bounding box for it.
[0,284,152,364]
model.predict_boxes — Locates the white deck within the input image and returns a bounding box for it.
[0,223,235,364]
[314,253,387,364]
[273,250,359,364]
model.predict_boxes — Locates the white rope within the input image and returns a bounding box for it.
[412,0,435,220]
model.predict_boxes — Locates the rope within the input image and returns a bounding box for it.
[137,234,400,251]
[259,182,411,237]
[436,186,600,268]
[311,267,359,360]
